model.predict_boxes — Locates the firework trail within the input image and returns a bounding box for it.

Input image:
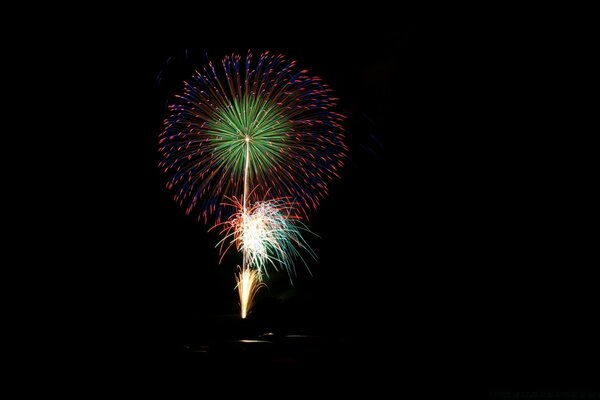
[160,51,346,318]
[235,267,265,319]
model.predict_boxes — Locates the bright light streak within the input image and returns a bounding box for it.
[236,267,264,319]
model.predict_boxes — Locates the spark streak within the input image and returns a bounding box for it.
[235,267,265,319]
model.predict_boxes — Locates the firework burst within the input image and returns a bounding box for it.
[214,197,317,281]
[159,51,347,223]
[159,50,346,318]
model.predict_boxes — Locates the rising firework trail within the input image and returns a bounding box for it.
[235,267,265,319]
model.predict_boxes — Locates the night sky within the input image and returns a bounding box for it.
[96,24,421,319]
[38,12,598,396]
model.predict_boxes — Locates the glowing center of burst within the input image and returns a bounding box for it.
[244,136,251,143]
[241,211,270,255]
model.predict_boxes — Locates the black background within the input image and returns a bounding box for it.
[28,10,598,396]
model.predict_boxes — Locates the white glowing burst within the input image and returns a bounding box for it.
[214,198,317,281]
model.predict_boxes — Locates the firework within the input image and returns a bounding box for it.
[214,197,317,281]
[159,51,346,318]
[235,267,265,319]
[159,51,347,223]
